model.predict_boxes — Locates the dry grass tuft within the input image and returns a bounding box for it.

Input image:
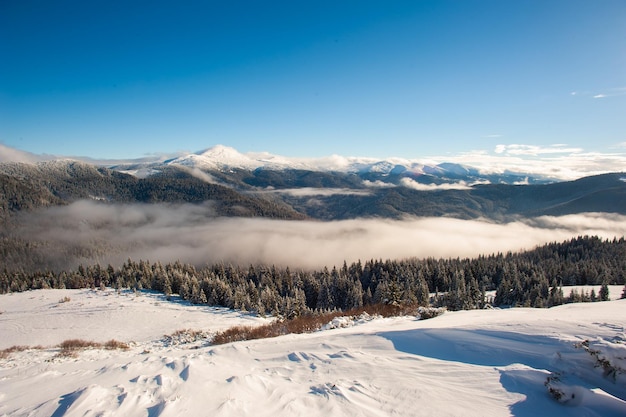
[104,339,130,350]
[1,339,131,360]
[57,339,101,357]
[58,339,101,350]
[56,338,130,357]
[171,329,204,338]
[0,345,30,360]
[163,329,211,346]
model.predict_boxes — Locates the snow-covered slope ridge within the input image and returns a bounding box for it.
[1,289,625,416]
[165,145,432,175]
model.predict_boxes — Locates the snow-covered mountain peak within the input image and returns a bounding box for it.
[168,145,262,171]
[164,146,422,174]
[196,145,245,160]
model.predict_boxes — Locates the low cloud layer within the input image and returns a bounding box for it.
[446,146,626,181]
[14,201,626,270]
[399,178,489,191]
[257,187,372,197]
[0,144,45,164]
[494,144,584,156]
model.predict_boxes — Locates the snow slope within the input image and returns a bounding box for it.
[1,289,625,417]
[0,289,270,350]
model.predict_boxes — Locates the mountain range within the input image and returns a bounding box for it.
[109,145,546,183]
[1,145,625,222]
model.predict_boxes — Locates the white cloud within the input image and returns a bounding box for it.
[434,146,626,181]
[494,145,507,154]
[257,187,372,197]
[0,144,45,164]
[573,87,626,99]
[570,87,626,99]
[495,144,584,156]
[181,166,220,184]
[362,180,396,188]
[400,178,475,191]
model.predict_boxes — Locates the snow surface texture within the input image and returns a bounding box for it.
[1,289,625,417]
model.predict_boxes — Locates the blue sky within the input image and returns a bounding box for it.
[1,0,625,161]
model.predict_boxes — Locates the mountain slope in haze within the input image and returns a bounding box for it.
[267,172,626,220]
[1,149,625,222]
[0,161,305,222]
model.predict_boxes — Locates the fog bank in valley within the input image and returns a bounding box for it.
[15,200,626,270]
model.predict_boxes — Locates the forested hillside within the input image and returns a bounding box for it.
[2,236,624,315]
[2,161,625,222]
[0,161,305,222]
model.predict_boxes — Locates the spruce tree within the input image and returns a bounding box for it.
[599,283,610,301]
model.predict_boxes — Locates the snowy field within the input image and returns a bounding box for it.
[1,288,625,416]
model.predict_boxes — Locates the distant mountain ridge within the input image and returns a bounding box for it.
[102,145,556,193]
[1,153,625,223]
[107,145,547,183]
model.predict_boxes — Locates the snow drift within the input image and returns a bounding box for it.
[1,289,625,416]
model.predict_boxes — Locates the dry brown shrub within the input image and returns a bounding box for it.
[355,303,415,317]
[284,311,342,334]
[212,303,442,346]
[56,339,101,358]
[4,345,30,353]
[171,329,206,339]
[56,349,79,358]
[211,325,260,345]
[213,310,350,345]
[104,339,130,350]
[56,338,130,358]
[0,345,30,359]
[163,329,210,346]
[58,339,102,350]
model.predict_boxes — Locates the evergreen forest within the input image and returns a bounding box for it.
[2,235,625,316]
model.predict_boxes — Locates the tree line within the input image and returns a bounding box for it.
[1,235,625,316]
